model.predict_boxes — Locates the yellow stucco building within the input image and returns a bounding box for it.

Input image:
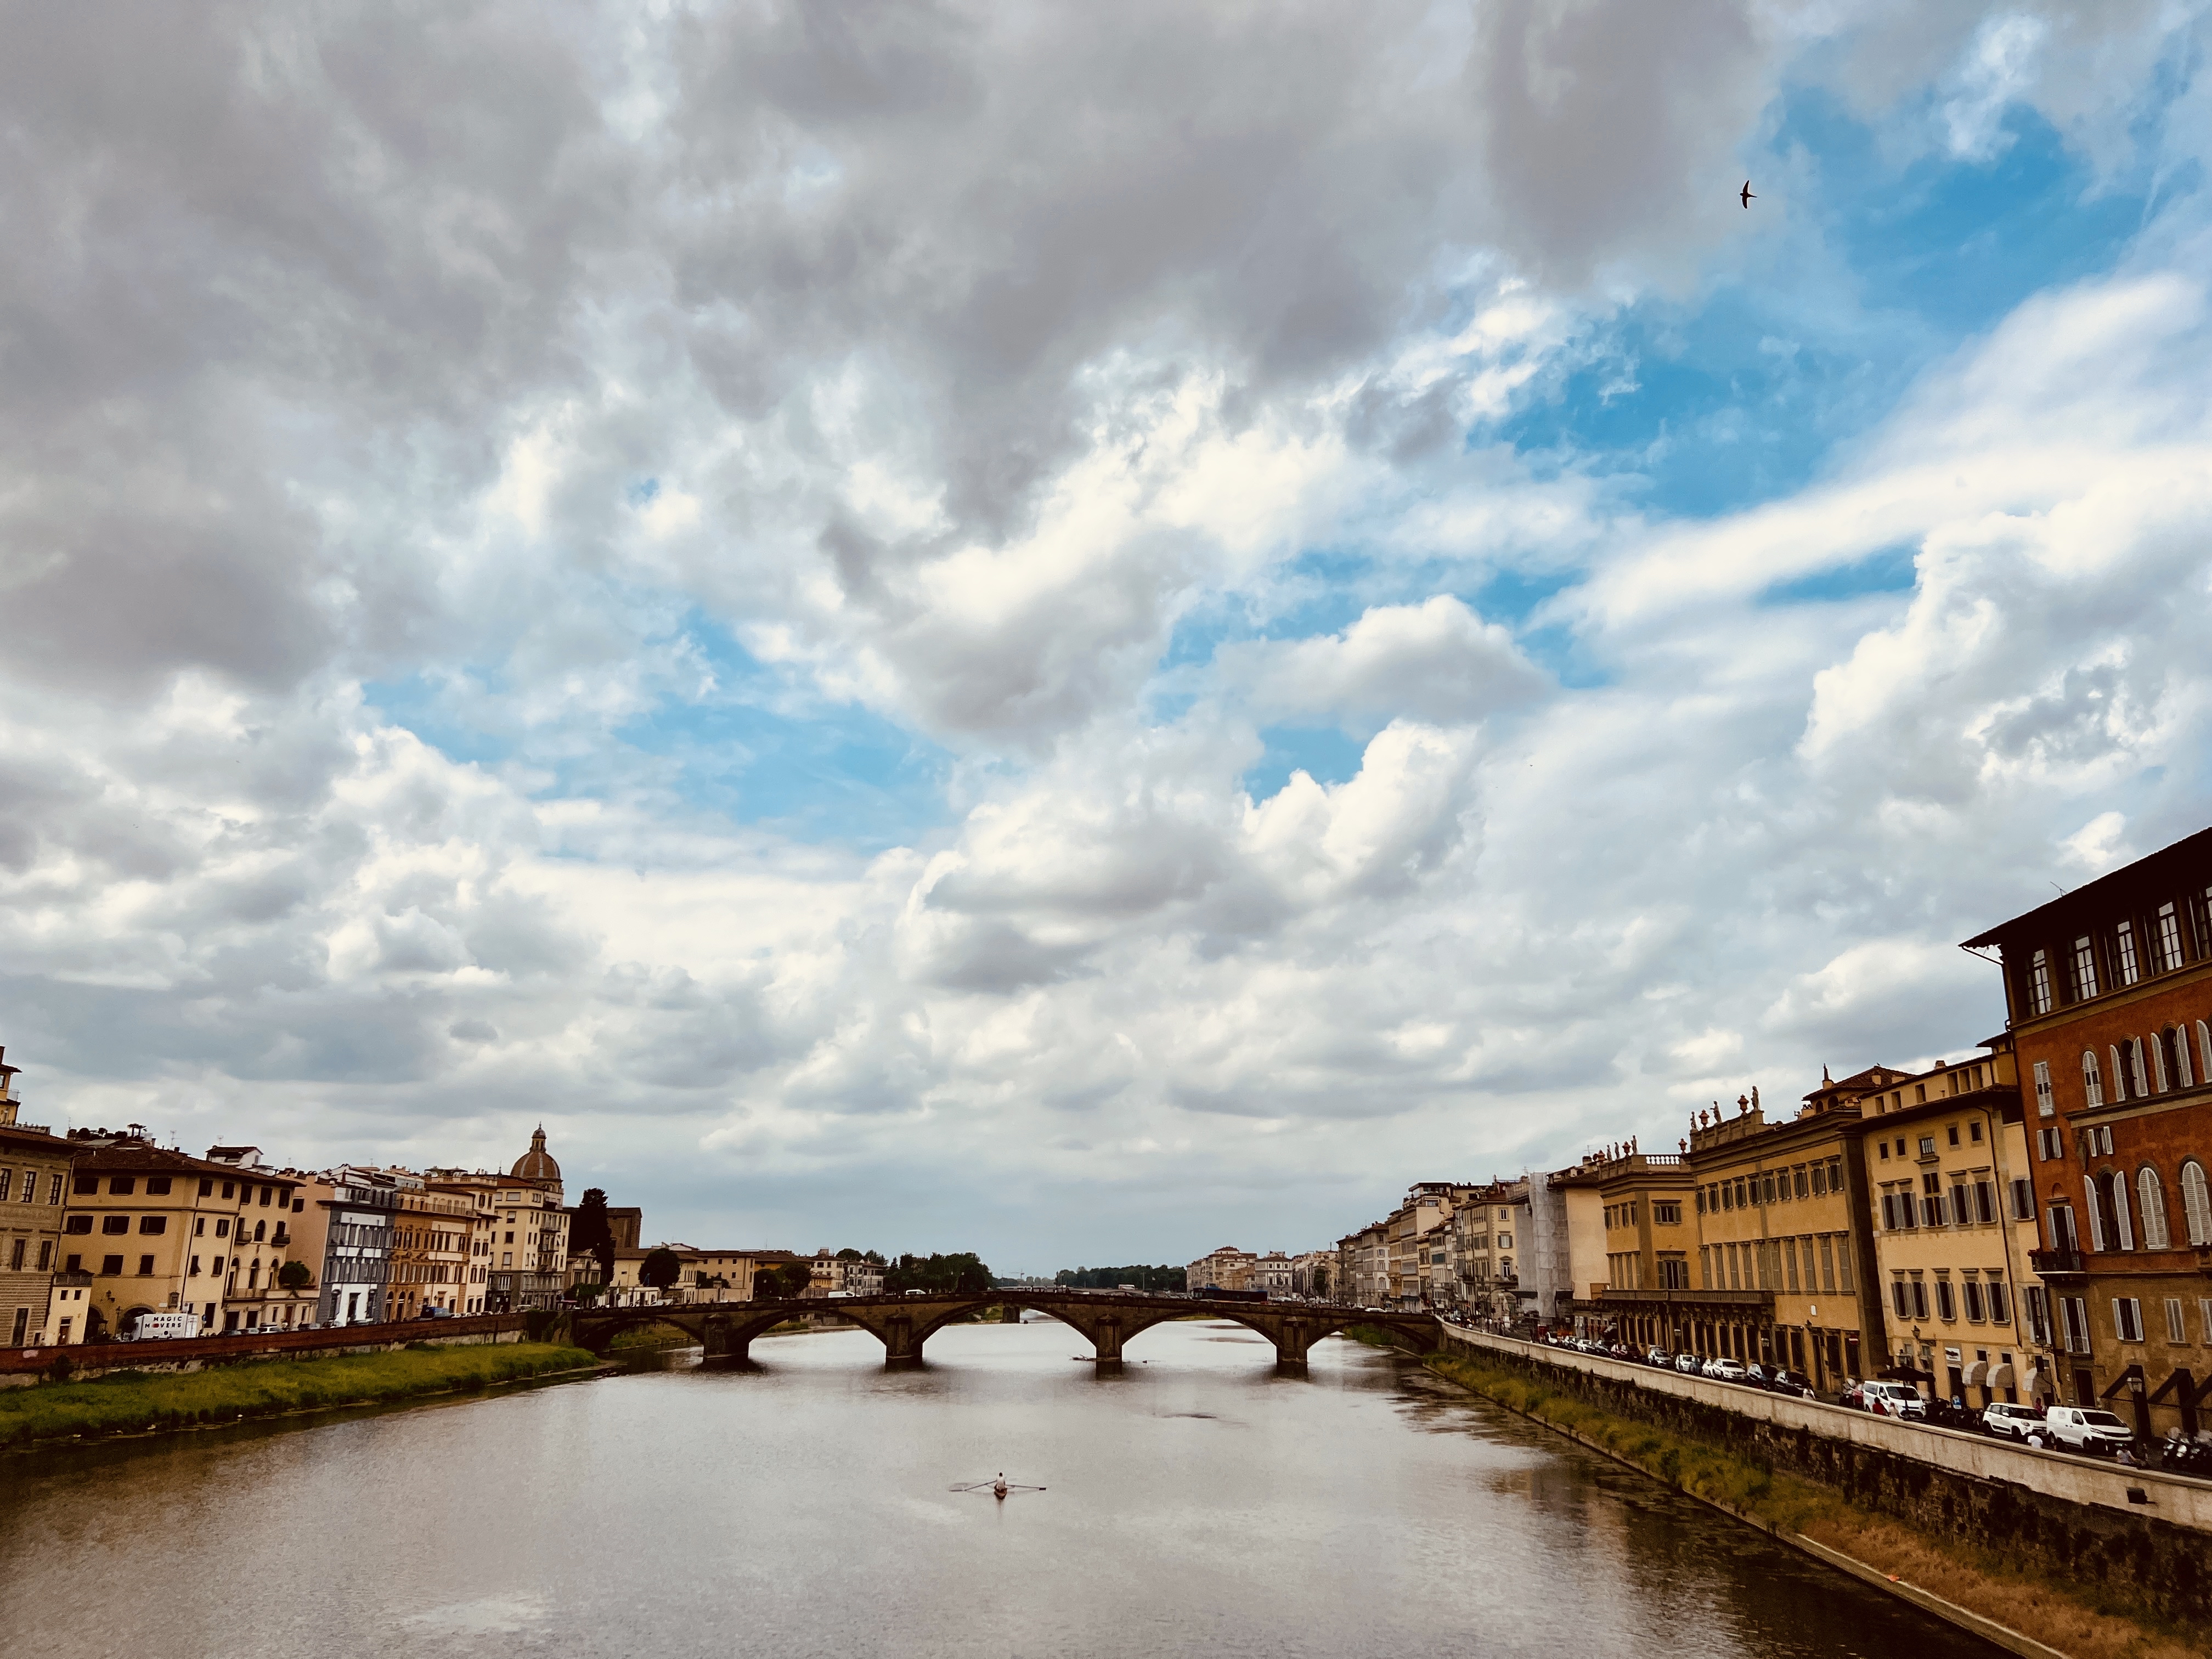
[1852,1041,2049,1407]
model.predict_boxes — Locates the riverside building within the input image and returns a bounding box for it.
[1679,1079,1886,1392]
[1961,824,2212,1436]
[1559,1147,1696,1350]
[427,1128,571,1310]
[1851,1042,2050,1409]
[1185,1245,1259,1293]
[385,1176,476,1318]
[311,1167,398,1325]
[1444,1181,1526,1322]
[0,1050,76,1347]
[57,1131,303,1339]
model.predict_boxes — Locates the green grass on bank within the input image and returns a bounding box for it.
[1424,1353,1827,1525]
[1424,1352,2209,1659]
[0,1341,600,1451]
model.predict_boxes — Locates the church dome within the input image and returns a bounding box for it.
[511,1126,561,1183]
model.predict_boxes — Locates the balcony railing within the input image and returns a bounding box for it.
[2029,1245,2085,1277]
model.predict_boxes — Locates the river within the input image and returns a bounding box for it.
[2,1317,1994,1658]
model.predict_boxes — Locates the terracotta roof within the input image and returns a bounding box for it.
[0,1123,74,1155]
[65,1142,296,1181]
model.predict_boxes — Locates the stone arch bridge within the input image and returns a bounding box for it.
[564,1290,1440,1374]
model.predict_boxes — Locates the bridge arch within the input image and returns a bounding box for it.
[565,1293,1438,1375]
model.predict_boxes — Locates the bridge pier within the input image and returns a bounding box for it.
[699,1317,750,1363]
[1271,1318,1313,1375]
[880,1313,924,1370]
[1091,1317,1126,1375]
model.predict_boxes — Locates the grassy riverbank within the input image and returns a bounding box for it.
[1423,1351,2206,1659]
[0,1341,600,1452]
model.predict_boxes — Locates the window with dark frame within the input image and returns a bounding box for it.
[2070,934,2099,1001]
[2114,919,2141,986]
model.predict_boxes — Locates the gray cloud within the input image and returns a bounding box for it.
[4,3,2211,1266]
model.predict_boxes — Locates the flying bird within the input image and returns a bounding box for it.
[1740,180,1756,208]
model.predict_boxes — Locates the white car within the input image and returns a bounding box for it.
[2039,1406,2133,1454]
[1982,1402,2044,1441]
[1703,1357,1748,1382]
[1856,1380,1928,1420]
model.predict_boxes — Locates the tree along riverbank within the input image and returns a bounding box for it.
[1418,1349,2208,1659]
[0,1341,601,1452]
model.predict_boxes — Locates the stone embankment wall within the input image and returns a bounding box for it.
[1,1313,527,1387]
[1440,1322,2211,1627]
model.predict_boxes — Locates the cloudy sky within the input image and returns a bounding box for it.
[5,2,2211,1273]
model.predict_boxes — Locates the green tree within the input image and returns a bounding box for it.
[276,1260,314,1289]
[884,1252,994,1295]
[572,1188,617,1297]
[639,1248,682,1291]
[755,1261,812,1300]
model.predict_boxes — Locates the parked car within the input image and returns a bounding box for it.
[1645,1347,1673,1368]
[1982,1402,2045,1441]
[1763,1367,1817,1398]
[2039,1406,2133,1455]
[1849,1380,1928,1420]
[1675,1352,1703,1374]
[1703,1357,1749,1383]
[1922,1397,1980,1432]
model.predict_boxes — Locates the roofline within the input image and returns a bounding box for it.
[1842,1082,2022,1131]
[1960,825,2212,947]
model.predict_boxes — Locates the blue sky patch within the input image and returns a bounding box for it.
[1244,725,1368,800]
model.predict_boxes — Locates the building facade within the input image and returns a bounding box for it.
[1186,1245,1259,1293]
[427,1128,571,1310]
[312,1168,398,1326]
[1962,826,2212,1435]
[1852,1046,2049,1408]
[1443,1181,1528,1322]
[386,1178,476,1318]
[1,1053,75,1347]
[58,1133,304,1339]
[1564,1150,1696,1347]
[1669,1081,1886,1391]
[1337,1223,1387,1306]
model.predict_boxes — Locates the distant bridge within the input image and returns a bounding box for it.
[565,1290,1441,1374]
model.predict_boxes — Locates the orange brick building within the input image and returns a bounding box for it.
[1962,826,2212,1435]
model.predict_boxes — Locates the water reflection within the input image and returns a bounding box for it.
[1,1319,1991,1659]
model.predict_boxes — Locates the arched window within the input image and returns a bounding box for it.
[2110,1044,2132,1104]
[2129,1038,2151,1098]
[2136,1167,2171,1250]
[2081,1050,2104,1108]
[2108,1171,2135,1251]
[2169,1024,2195,1090]
[2183,1161,2212,1248]
[2151,1031,2172,1092]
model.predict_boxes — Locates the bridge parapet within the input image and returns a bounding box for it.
[566,1293,1438,1374]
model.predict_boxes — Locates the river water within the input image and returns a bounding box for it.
[2,1318,1993,1659]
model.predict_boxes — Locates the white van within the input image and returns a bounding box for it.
[2039,1406,2132,1454]
[128,1311,202,1341]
